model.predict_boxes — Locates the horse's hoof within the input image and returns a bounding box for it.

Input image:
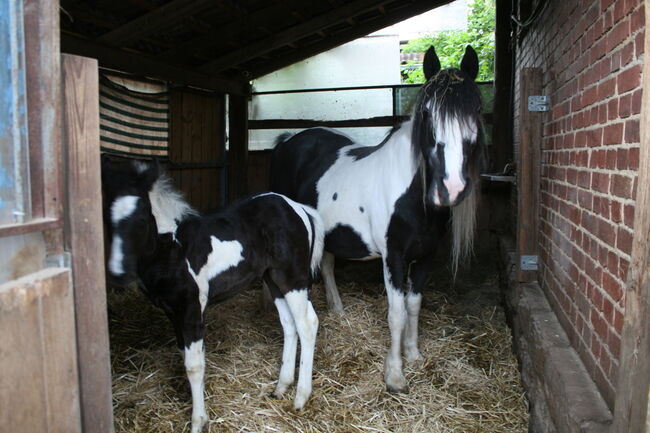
[190,413,208,433]
[386,383,409,394]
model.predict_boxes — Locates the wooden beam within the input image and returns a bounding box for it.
[96,0,216,45]
[198,0,408,74]
[61,34,250,94]
[249,0,453,79]
[516,68,542,282]
[62,54,114,433]
[249,116,408,130]
[228,94,248,201]
[611,1,650,430]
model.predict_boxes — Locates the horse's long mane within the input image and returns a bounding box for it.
[410,69,485,276]
[149,174,198,234]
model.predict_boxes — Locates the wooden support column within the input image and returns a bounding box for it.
[492,0,514,172]
[62,54,114,433]
[516,68,543,282]
[612,2,650,430]
[228,93,249,201]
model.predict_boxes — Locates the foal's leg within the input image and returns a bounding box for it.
[403,255,432,363]
[382,256,408,393]
[321,252,344,314]
[181,301,208,433]
[284,289,319,410]
[265,276,298,399]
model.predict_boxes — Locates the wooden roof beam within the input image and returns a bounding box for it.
[61,34,250,94]
[96,0,218,46]
[250,0,453,79]
[197,0,394,74]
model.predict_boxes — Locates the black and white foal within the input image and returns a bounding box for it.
[270,46,486,393]
[102,158,324,433]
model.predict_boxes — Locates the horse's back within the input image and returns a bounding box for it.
[271,128,354,206]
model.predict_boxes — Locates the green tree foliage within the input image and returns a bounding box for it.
[401,0,495,83]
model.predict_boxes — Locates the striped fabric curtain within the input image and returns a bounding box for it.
[99,74,169,159]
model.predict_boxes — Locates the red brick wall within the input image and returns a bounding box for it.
[513,0,644,407]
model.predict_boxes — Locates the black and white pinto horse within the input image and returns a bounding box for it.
[102,158,324,433]
[270,46,486,393]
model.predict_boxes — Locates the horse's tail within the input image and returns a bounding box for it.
[450,173,479,278]
[300,204,325,276]
[274,132,294,148]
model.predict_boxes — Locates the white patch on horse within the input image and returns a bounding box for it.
[149,176,197,235]
[108,235,125,275]
[184,339,207,433]
[111,195,139,223]
[315,123,418,258]
[186,236,244,312]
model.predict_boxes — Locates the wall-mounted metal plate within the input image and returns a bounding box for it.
[528,95,550,112]
[520,255,539,271]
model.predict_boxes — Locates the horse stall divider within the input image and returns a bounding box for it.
[516,68,543,283]
[229,93,249,201]
[612,1,650,429]
[62,54,114,433]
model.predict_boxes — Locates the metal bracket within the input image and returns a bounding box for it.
[528,95,550,112]
[520,255,539,271]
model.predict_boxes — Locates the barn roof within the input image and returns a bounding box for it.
[60,0,454,94]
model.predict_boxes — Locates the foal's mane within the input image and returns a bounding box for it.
[148,173,198,234]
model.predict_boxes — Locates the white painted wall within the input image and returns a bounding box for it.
[249,35,400,150]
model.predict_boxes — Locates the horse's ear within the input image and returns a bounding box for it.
[143,159,160,188]
[423,46,441,80]
[460,45,479,81]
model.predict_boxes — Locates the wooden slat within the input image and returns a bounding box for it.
[61,34,250,95]
[249,115,408,129]
[0,268,81,433]
[62,54,114,433]
[24,0,63,220]
[228,94,249,201]
[516,68,542,282]
[611,1,650,430]
[198,0,406,74]
[97,0,215,45]
[249,0,453,79]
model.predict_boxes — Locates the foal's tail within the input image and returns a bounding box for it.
[300,205,325,276]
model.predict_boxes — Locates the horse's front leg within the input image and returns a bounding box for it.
[382,254,408,393]
[181,300,208,433]
[403,254,433,363]
[321,252,344,314]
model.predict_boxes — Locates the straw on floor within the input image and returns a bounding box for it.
[109,259,528,433]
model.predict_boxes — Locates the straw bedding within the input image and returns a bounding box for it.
[109,256,528,433]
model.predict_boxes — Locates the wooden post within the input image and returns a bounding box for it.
[228,93,249,201]
[611,2,650,430]
[516,68,543,282]
[62,54,114,433]
[492,0,514,173]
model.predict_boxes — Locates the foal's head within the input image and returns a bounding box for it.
[412,45,484,207]
[101,158,160,286]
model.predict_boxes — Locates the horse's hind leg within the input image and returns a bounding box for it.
[322,252,344,314]
[403,255,432,363]
[265,275,298,399]
[284,288,318,410]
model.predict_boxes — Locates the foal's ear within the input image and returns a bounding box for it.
[137,159,160,189]
[423,46,441,81]
[460,45,479,81]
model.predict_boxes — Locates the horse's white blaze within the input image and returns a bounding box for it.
[315,122,418,257]
[111,195,139,223]
[184,340,207,433]
[433,116,476,204]
[186,236,244,312]
[108,235,125,275]
[284,289,318,410]
[273,297,298,397]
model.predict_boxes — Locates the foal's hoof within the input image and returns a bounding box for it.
[190,413,208,433]
[386,383,409,394]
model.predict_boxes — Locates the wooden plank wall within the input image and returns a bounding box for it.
[62,54,114,433]
[169,89,225,212]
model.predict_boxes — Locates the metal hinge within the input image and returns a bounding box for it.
[528,96,550,112]
[520,255,539,271]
